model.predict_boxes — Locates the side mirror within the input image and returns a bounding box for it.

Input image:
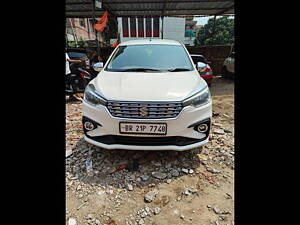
[93,62,103,72]
[196,62,206,70]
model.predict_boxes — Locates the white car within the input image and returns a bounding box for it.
[82,39,212,151]
[222,52,234,78]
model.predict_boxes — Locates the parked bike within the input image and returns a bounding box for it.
[66,63,92,95]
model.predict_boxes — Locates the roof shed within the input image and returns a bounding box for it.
[66,0,234,18]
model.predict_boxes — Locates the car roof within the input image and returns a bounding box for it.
[119,39,182,46]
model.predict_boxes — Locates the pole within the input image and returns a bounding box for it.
[211,15,217,45]
[161,16,164,39]
[92,0,100,56]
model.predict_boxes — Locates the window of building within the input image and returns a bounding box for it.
[89,19,95,33]
[146,18,152,37]
[122,17,129,37]
[130,18,136,37]
[138,18,144,37]
[153,17,159,37]
[79,18,86,28]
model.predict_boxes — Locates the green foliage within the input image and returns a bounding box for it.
[67,41,77,48]
[195,17,234,46]
[77,37,89,48]
[66,38,89,48]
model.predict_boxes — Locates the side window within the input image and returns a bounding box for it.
[192,56,206,64]
[200,56,208,64]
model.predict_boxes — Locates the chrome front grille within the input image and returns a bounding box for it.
[107,101,183,119]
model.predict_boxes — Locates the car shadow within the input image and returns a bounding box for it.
[66,138,202,189]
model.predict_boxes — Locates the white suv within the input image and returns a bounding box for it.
[82,39,212,151]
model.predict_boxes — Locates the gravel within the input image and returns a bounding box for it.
[181,168,189,174]
[127,184,134,191]
[151,172,167,180]
[144,189,159,203]
[154,207,161,215]
[65,82,235,225]
[68,218,77,225]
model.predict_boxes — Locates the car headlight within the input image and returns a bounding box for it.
[83,84,107,106]
[183,87,211,107]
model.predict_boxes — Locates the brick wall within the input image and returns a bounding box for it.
[186,45,233,75]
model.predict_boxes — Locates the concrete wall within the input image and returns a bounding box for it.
[163,17,185,42]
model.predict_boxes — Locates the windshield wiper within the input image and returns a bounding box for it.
[167,68,192,72]
[121,68,162,72]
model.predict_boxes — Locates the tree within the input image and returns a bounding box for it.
[77,37,89,48]
[194,16,234,46]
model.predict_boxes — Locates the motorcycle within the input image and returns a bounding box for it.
[66,63,92,95]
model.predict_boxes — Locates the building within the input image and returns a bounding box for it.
[185,16,197,31]
[183,16,197,46]
[117,17,185,43]
[66,18,103,43]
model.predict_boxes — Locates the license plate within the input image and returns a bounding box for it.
[119,122,167,135]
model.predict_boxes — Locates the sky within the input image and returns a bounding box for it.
[195,16,234,26]
[195,16,214,26]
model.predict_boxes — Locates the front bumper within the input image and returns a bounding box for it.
[82,100,212,151]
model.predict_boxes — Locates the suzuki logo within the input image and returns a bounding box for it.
[139,105,148,117]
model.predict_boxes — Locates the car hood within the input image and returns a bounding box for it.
[93,70,207,101]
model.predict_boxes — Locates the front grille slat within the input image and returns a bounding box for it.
[107,101,183,119]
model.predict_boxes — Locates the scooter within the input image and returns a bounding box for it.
[66,63,92,95]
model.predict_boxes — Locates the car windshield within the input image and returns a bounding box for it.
[105,44,194,72]
[68,52,87,59]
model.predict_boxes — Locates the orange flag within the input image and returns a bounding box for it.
[94,11,108,32]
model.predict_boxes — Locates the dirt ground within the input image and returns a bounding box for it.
[66,76,234,225]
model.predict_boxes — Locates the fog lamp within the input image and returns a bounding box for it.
[84,121,95,131]
[197,124,208,133]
